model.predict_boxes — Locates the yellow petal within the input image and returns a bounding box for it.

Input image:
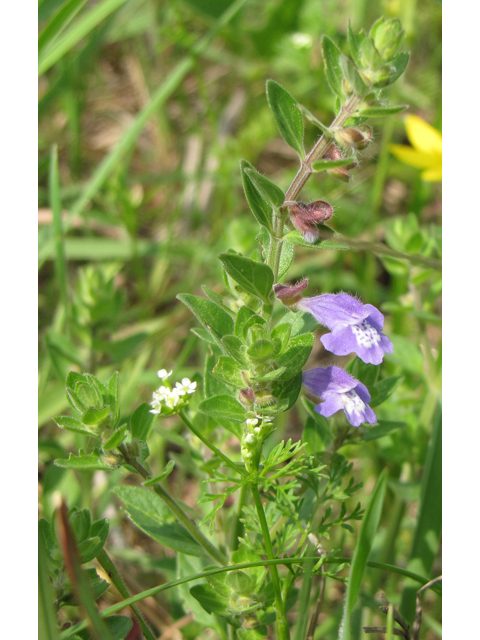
[389,144,438,169]
[421,166,442,182]
[405,115,442,155]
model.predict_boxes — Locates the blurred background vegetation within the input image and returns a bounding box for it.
[38,0,441,637]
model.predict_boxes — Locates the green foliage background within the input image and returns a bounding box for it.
[38,0,441,637]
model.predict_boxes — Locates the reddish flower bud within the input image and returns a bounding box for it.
[323,144,352,182]
[273,279,309,307]
[287,200,333,243]
[335,126,373,150]
[239,388,255,408]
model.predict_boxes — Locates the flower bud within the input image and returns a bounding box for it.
[370,17,404,60]
[273,279,309,307]
[335,126,373,150]
[322,145,351,182]
[239,388,255,408]
[288,200,333,243]
[254,391,276,408]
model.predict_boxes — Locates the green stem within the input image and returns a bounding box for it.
[97,549,157,640]
[118,444,228,566]
[292,545,316,640]
[230,483,248,552]
[179,409,247,477]
[251,484,291,640]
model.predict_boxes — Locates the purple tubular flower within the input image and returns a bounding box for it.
[297,293,393,365]
[303,366,377,427]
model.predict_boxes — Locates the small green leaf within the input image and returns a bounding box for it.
[266,79,305,158]
[359,105,408,117]
[270,372,303,411]
[191,326,216,344]
[112,485,202,557]
[369,376,404,407]
[234,306,257,338]
[225,570,253,596]
[249,367,287,383]
[190,584,230,616]
[54,451,120,471]
[53,415,94,436]
[102,424,128,450]
[388,52,410,85]
[312,157,355,171]
[177,293,234,348]
[321,35,346,97]
[278,240,295,280]
[130,402,155,441]
[108,371,120,426]
[222,334,248,365]
[280,309,319,337]
[104,616,133,640]
[143,460,176,486]
[302,416,327,455]
[81,405,110,426]
[271,323,292,355]
[219,254,274,303]
[212,356,246,388]
[276,333,314,380]
[240,159,273,231]
[302,397,332,447]
[198,395,247,422]
[244,167,284,209]
[247,339,275,362]
[347,22,367,67]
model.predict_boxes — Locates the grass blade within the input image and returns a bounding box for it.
[38,0,129,75]
[49,145,70,334]
[39,524,61,640]
[340,469,389,639]
[400,403,442,623]
[38,0,89,54]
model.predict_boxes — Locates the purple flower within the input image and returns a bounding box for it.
[297,293,393,365]
[303,366,377,427]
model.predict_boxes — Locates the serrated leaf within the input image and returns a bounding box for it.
[240,159,273,231]
[143,460,176,485]
[244,167,284,209]
[370,376,404,407]
[276,333,314,380]
[219,254,274,303]
[212,356,246,388]
[53,415,94,436]
[54,451,120,471]
[321,35,346,97]
[177,293,234,348]
[359,105,408,117]
[266,79,305,158]
[198,395,247,422]
[130,402,155,441]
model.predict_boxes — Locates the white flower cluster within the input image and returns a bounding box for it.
[150,369,197,415]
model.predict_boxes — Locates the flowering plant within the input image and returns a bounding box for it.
[42,14,441,640]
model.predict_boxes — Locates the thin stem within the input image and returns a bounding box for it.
[230,483,248,552]
[118,443,228,566]
[179,409,247,477]
[251,484,291,640]
[97,549,157,640]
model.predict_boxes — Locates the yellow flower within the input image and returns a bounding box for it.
[390,114,442,182]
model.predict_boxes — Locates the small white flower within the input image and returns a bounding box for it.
[165,388,181,409]
[157,369,173,380]
[175,378,197,396]
[253,426,262,435]
[246,418,259,427]
[245,434,256,445]
[149,400,162,415]
[153,385,170,402]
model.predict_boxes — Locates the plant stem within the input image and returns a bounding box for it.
[179,409,247,477]
[97,549,157,640]
[251,484,291,640]
[230,483,248,552]
[118,444,228,566]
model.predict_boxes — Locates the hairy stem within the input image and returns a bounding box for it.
[118,444,228,566]
[97,549,157,640]
[251,484,291,640]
